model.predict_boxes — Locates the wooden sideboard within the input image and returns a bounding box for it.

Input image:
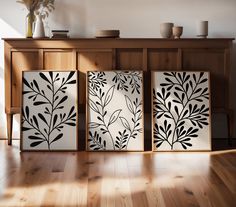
[3,38,234,145]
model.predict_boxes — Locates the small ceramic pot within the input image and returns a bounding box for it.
[172,26,183,39]
[160,22,174,38]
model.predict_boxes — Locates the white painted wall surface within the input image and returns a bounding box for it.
[0,0,235,138]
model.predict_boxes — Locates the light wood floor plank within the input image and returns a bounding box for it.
[0,141,235,207]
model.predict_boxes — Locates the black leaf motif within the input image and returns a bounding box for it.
[66,80,76,84]
[33,115,39,128]
[120,117,131,131]
[88,131,106,150]
[22,127,32,131]
[108,109,122,126]
[125,95,134,113]
[115,130,129,150]
[30,140,44,147]
[53,114,58,127]
[89,122,101,129]
[39,73,51,84]
[23,78,31,88]
[33,80,40,91]
[104,85,115,106]
[67,71,75,82]
[112,71,141,94]
[34,101,48,106]
[50,133,63,144]
[57,96,68,107]
[65,122,76,126]
[38,113,48,125]
[25,106,29,119]
[49,71,53,81]
[68,106,75,118]
[88,99,100,113]
[28,135,44,140]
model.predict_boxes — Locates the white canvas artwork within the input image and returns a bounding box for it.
[152,71,211,151]
[21,71,78,151]
[87,71,144,151]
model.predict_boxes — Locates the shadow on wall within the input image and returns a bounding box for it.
[50,0,87,37]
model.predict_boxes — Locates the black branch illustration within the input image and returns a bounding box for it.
[153,72,209,150]
[88,72,107,91]
[22,71,77,150]
[88,131,106,150]
[88,76,122,149]
[112,71,142,94]
[119,96,142,149]
[88,71,143,150]
[115,130,129,150]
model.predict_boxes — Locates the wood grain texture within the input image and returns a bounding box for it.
[117,49,143,70]
[43,50,74,70]
[11,51,39,107]
[148,49,178,70]
[0,140,235,207]
[182,49,226,108]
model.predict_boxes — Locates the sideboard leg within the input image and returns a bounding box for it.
[6,114,13,145]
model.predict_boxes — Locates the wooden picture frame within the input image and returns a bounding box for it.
[86,70,144,151]
[20,70,78,151]
[152,71,212,151]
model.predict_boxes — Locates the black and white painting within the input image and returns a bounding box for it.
[152,71,211,151]
[87,71,144,151]
[21,71,78,151]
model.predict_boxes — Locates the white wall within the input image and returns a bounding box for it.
[0,0,236,138]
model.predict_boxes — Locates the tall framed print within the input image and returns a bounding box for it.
[87,71,144,151]
[152,71,211,151]
[21,71,78,151]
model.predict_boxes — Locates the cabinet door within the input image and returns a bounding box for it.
[78,49,113,105]
[116,49,143,70]
[148,49,178,70]
[182,49,226,108]
[43,50,75,70]
[11,50,39,107]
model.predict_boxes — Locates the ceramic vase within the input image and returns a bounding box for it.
[196,21,208,38]
[160,22,174,38]
[33,14,45,38]
[172,26,183,39]
[25,12,35,38]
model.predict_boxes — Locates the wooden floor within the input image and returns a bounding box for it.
[0,141,235,207]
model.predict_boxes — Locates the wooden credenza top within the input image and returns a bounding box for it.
[2,37,235,40]
[3,37,235,49]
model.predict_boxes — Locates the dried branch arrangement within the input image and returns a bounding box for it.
[17,0,55,19]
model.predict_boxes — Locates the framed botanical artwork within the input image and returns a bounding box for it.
[152,71,211,151]
[87,71,144,151]
[21,71,78,151]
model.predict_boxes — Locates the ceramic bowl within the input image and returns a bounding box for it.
[160,23,174,38]
[172,26,183,39]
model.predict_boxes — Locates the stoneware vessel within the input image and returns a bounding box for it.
[33,14,45,38]
[160,22,174,38]
[196,20,208,38]
[172,26,183,39]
